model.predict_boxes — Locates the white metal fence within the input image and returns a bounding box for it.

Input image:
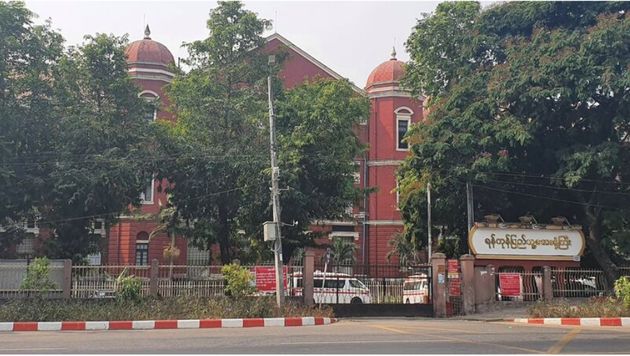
[495,271,544,301]
[551,268,608,298]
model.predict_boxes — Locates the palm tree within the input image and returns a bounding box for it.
[330,237,356,270]
[386,233,419,267]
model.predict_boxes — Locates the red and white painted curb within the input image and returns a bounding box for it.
[509,317,630,327]
[0,317,336,332]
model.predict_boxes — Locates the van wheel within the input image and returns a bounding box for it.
[405,298,410,304]
[350,297,362,304]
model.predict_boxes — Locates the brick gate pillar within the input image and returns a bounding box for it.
[303,249,315,306]
[459,254,475,315]
[431,253,447,318]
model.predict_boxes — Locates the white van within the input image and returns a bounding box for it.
[403,274,430,304]
[289,271,372,304]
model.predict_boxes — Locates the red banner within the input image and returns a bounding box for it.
[448,279,461,296]
[499,273,522,297]
[254,266,288,292]
[447,259,459,273]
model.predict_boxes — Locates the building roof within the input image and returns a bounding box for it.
[265,33,364,94]
[365,47,406,91]
[125,25,175,67]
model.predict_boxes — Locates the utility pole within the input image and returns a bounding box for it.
[267,55,285,308]
[427,182,432,261]
[466,181,474,230]
[466,181,474,254]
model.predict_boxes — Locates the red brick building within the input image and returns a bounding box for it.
[17,28,423,267]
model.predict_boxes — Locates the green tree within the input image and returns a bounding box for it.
[401,2,630,286]
[241,79,368,262]
[0,2,64,255]
[162,2,368,264]
[43,33,156,261]
[330,237,356,265]
[161,1,271,264]
[386,233,418,267]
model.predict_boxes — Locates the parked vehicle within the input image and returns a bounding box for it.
[403,274,429,304]
[289,271,372,304]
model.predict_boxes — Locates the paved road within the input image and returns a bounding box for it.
[1,318,630,354]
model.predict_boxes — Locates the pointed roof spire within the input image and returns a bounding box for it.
[144,24,151,39]
[390,46,397,60]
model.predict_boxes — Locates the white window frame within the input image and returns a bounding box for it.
[395,107,413,151]
[140,178,155,205]
[135,242,149,266]
[138,90,159,122]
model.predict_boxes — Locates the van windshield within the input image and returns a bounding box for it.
[349,279,366,289]
[404,282,427,291]
[314,279,346,289]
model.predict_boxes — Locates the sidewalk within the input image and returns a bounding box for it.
[455,304,531,321]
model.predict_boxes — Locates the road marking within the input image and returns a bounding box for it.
[370,325,411,334]
[0,348,67,351]
[495,321,630,333]
[370,325,545,354]
[547,328,581,354]
[279,339,451,345]
[392,323,498,334]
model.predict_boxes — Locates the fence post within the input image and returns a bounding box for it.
[62,259,72,299]
[431,253,447,318]
[304,250,314,306]
[459,254,475,315]
[543,266,553,302]
[150,259,159,297]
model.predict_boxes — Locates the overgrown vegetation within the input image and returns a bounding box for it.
[114,268,142,302]
[221,263,255,298]
[19,257,57,291]
[614,276,630,309]
[529,297,630,318]
[0,296,333,322]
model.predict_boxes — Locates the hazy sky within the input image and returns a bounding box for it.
[24,0,444,88]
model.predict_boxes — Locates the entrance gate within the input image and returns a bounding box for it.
[305,264,434,317]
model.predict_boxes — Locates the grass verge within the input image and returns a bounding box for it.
[0,296,334,322]
[528,297,630,318]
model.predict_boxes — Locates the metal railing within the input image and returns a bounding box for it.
[71,265,151,298]
[0,260,64,299]
[551,268,607,298]
[301,264,432,304]
[495,271,544,302]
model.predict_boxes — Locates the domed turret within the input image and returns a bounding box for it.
[125,25,174,67]
[365,47,406,95]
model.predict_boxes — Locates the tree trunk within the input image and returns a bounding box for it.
[218,206,231,264]
[586,211,619,289]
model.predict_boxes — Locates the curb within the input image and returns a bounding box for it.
[507,317,630,327]
[0,317,336,332]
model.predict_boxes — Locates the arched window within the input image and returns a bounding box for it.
[139,90,159,121]
[395,107,413,151]
[135,232,149,265]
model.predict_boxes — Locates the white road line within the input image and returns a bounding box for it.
[0,348,67,351]
[279,340,451,345]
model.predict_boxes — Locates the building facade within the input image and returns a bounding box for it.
[11,28,425,267]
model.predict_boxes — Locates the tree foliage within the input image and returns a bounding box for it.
[0,2,63,255]
[1,2,156,261]
[162,1,367,264]
[43,34,156,261]
[401,1,630,285]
